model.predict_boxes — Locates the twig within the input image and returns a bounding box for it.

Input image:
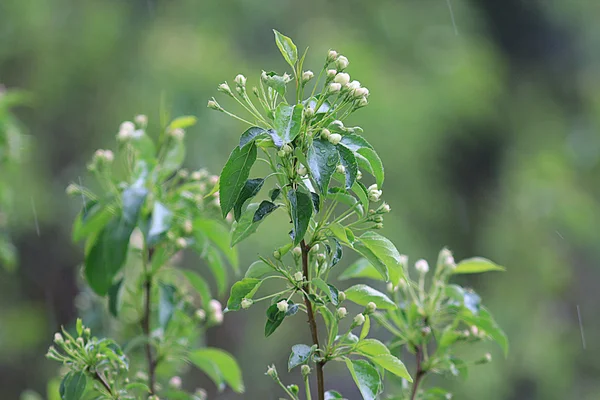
[410,345,425,400]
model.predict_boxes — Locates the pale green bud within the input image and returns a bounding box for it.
[294,271,304,282]
[328,82,342,93]
[328,133,342,145]
[338,291,346,302]
[353,313,365,326]
[241,298,253,309]
[336,164,346,174]
[335,55,349,70]
[334,72,350,86]
[301,364,311,376]
[337,307,348,319]
[277,301,288,313]
[366,302,377,313]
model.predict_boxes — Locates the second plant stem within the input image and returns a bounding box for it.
[301,240,325,400]
[141,247,157,395]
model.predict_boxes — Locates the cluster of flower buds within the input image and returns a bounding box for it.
[87,149,114,172]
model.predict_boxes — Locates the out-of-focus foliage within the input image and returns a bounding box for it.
[1,0,599,399]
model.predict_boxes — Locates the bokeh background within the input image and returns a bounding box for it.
[1,0,600,399]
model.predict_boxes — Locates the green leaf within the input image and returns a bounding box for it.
[325,391,344,399]
[182,270,211,306]
[344,358,382,400]
[318,306,338,348]
[265,302,287,337]
[244,260,274,279]
[330,239,343,267]
[356,338,390,357]
[107,279,123,317]
[357,147,384,187]
[129,130,156,162]
[274,104,303,143]
[72,201,116,242]
[168,115,197,130]
[227,278,262,311]
[344,284,397,310]
[75,319,83,337]
[311,278,336,304]
[453,257,506,274]
[329,222,353,246]
[354,232,405,285]
[253,200,279,222]
[239,126,270,148]
[288,189,312,245]
[436,328,462,355]
[338,258,383,281]
[273,29,298,67]
[146,201,172,246]
[340,134,374,152]
[307,138,339,194]
[161,137,186,177]
[85,215,136,296]
[337,145,358,189]
[59,371,86,400]
[219,142,257,218]
[263,72,289,97]
[190,348,245,393]
[158,283,176,329]
[205,246,227,296]
[122,186,148,224]
[369,354,412,381]
[195,218,239,271]
[234,178,265,221]
[189,353,224,392]
[360,315,370,340]
[461,307,509,356]
[352,181,370,214]
[230,203,264,246]
[288,344,312,371]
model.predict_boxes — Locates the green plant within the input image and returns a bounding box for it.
[0,84,29,271]
[46,114,244,399]
[211,31,507,400]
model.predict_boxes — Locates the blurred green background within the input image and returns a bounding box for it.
[1,0,599,398]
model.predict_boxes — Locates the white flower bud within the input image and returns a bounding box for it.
[337,307,348,319]
[194,389,208,400]
[183,220,193,234]
[178,169,189,179]
[357,97,368,108]
[334,72,350,86]
[347,80,361,91]
[381,203,391,213]
[54,333,64,344]
[292,247,302,258]
[277,149,286,157]
[283,73,292,83]
[336,164,346,174]
[241,298,253,309]
[368,189,382,202]
[327,50,338,62]
[169,376,182,389]
[374,222,383,229]
[421,326,432,336]
[415,259,429,274]
[399,255,408,267]
[335,55,349,70]
[195,309,206,321]
[170,128,185,140]
[338,291,346,302]
[326,69,337,79]
[366,302,377,313]
[302,70,314,82]
[294,271,304,282]
[320,128,331,139]
[330,120,344,130]
[176,237,188,249]
[357,170,363,180]
[207,98,221,111]
[65,183,81,196]
[282,144,293,155]
[217,82,233,95]
[304,107,314,118]
[328,82,342,93]
[328,133,342,145]
[76,337,84,346]
[273,249,281,260]
[277,300,288,313]
[301,364,311,376]
[353,87,369,98]
[310,244,320,253]
[353,313,366,326]
[316,253,326,264]
[209,299,224,324]
[234,74,247,87]
[297,164,308,176]
[266,364,277,378]
[134,114,148,127]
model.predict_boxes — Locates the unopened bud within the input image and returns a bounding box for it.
[353,87,369,98]
[169,376,182,389]
[316,253,326,264]
[374,222,383,229]
[328,133,342,145]
[320,128,331,139]
[297,164,308,176]
[334,72,350,86]
[421,326,432,336]
[183,220,193,234]
[301,365,311,376]
[294,271,304,282]
[336,164,346,174]
[170,128,185,140]
[357,97,368,108]
[328,83,342,93]
[335,55,349,70]
[366,302,377,313]
[195,309,206,321]
[277,300,289,313]
[65,184,82,196]
[234,74,247,87]
[302,70,314,82]
[273,250,281,260]
[327,50,338,62]
[207,98,222,111]
[217,82,233,96]
[134,114,148,127]
[338,291,346,302]
[266,365,277,378]
[241,298,253,309]
[337,307,348,319]
[347,80,361,91]
[54,333,64,344]
[176,237,188,249]
[357,170,363,180]
[353,313,366,326]
[415,259,429,274]
[292,247,302,258]
[310,244,320,253]
[326,69,337,79]
[304,107,314,118]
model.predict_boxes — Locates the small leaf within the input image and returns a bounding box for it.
[244,260,274,279]
[219,142,257,218]
[369,354,412,381]
[234,178,265,221]
[354,231,405,284]
[239,127,269,148]
[108,279,123,317]
[227,278,263,311]
[307,138,339,194]
[311,278,337,305]
[318,306,338,348]
[340,134,374,152]
[325,391,344,399]
[161,137,186,177]
[356,339,390,357]
[331,239,343,267]
[205,246,228,296]
[253,200,279,222]
[59,371,87,400]
[310,192,320,213]
[182,270,212,306]
[195,218,239,271]
[288,189,312,245]
[265,302,287,337]
[274,104,304,143]
[338,258,383,281]
[146,201,172,246]
[190,348,245,393]
[328,222,353,246]
[360,315,370,340]
[288,344,312,371]
[453,257,506,274]
[461,307,509,356]
[273,29,298,67]
[230,203,264,246]
[72,201,116,242]
[357,147,384,187]
[168,115,197,130]
[344,358,382,400]
[158,283,176,329]
[337,145,358,189]
[270,188,281,201]
[344,284,397,310]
